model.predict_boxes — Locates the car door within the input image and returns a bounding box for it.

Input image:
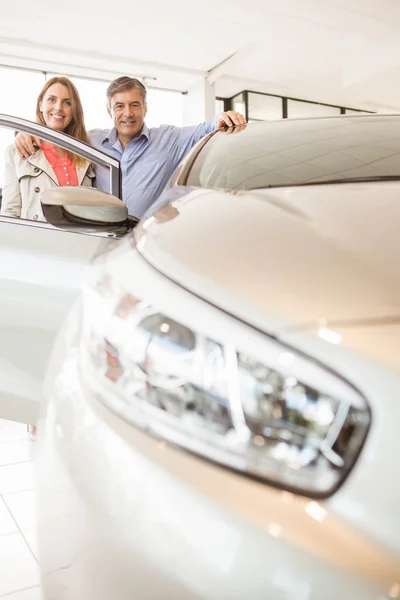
[0,114,126,424]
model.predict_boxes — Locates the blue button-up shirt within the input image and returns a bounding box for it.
[88,117,218,218]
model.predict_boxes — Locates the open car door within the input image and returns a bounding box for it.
[0,114,130,424]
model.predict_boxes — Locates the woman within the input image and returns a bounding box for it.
[1,76,93,221]
[1,77,93,439]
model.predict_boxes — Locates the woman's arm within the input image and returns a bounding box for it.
[1,146,22,218]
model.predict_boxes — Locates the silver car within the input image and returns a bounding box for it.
[1,114,399,600]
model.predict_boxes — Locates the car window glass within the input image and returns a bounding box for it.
[186,117,400,191]
[0,131,89,223]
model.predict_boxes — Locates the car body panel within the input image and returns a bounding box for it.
[36,379,394,600]
[104,244,400,560]
[35,246,399,599]
[277,326,400,558]
[0,217,109,423]
[137,180,400,370]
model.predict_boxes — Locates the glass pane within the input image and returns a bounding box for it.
[186,115,400,191]
[231,93,245,117]
[0,68,46,188]
[215,99,225,114]
[63,76,109,130]
[288,100,340,118]
[0,117,119,223]
[248,92,282,121]
[146,88,184,127]
[0,67,45,120]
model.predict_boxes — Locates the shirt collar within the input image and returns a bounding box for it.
[140,123,150,140]
[102,124,149,146]
[103,127,118,145]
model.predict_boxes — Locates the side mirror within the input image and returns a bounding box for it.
[41,187,130,232]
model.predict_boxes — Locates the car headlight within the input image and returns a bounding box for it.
[78,262,370,499]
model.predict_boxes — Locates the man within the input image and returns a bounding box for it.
[15,76,246,219]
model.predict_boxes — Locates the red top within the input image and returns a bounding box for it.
[41,143,79,186]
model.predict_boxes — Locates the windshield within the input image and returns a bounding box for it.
[186,116,400,191]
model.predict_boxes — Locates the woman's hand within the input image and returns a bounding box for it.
[15,133,42,159]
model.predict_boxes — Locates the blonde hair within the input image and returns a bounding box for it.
[36,76,88,167]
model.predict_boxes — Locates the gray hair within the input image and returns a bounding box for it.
[106,76,147,107]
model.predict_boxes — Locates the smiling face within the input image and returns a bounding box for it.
[39,83,73,132]
[107,88,147,145]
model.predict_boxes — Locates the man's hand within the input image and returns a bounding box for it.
[216,110,247,128]
[15,133,42,159]
[221,124,247,136]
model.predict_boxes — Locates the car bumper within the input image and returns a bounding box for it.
[35,349,397,600]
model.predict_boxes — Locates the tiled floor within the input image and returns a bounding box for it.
[0,419,42,599]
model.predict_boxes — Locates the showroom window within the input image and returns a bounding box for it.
[0,67,46,187]
[247,92,283,121]
[146,88,184,128]
[287,99,341,118]
[223,90,373,121]
[215,98,225,114]
[231,92,247,118]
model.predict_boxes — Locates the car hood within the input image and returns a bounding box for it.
[135,182,400,370]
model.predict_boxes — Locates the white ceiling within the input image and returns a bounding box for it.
[2,0,400,111]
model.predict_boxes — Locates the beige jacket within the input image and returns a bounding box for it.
[1,145,94,221]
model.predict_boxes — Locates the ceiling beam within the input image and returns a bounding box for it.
[207,44,255,85]
[0,36,206,78]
